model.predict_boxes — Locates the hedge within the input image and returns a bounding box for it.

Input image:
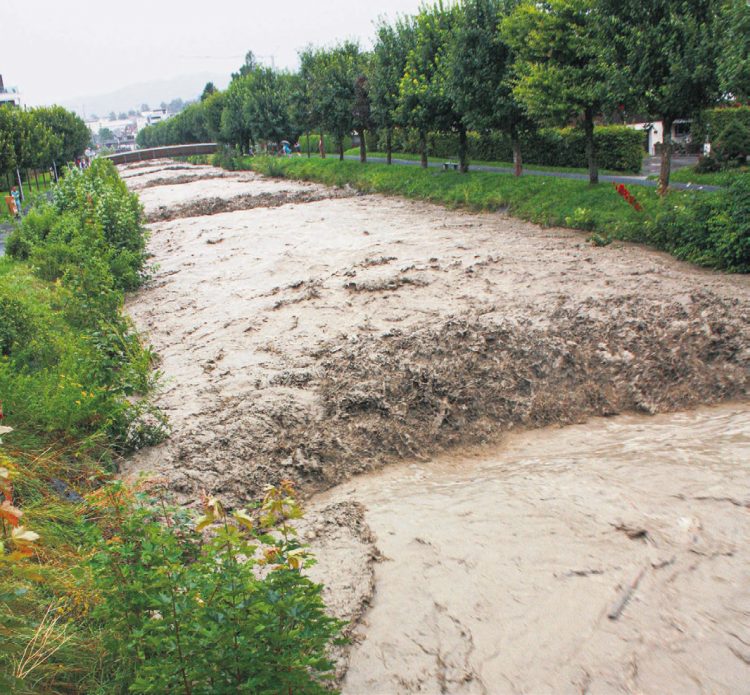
[376,125,644,173]
[692,105,750,145]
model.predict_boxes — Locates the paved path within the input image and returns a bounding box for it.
[641,154,698,176]
[342,155,720,191]
[0,223,12,255]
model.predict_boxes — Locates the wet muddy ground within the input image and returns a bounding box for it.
[121,160,750,693]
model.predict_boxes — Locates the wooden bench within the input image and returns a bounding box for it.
[443,162,459,171]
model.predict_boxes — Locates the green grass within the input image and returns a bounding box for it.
[0,161,165,692]
[343,148,628,177]
[660,165,748,187]
[248,154,666,228]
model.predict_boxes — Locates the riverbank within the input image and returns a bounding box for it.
[0,160,162,691]
[245,156,747,272]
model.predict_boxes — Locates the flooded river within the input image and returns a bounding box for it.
[122,161,750,692]
[311,404,750,694]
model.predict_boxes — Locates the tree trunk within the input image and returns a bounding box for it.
[386,128,393,165]
[420,131,428,168]
[359,129,367,163]
[584,109,598,185]
[512,132,523,177]
[458,126,469,173]
[338,137,344,161]
[306,131,311,158]
[319,131,325,159]
[658,116,673,196]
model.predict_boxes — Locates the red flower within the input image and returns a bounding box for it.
[613,182,642,213]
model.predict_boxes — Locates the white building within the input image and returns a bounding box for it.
[627,119,693,156]
[0,74,21,107]
[136,109,170,132]
[87,117,136,134]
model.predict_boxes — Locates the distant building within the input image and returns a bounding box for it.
[0,74,22,107]
[87,116,139,152]
[626,119,693,156]
[87,117,136,134]
[136,108,170,132]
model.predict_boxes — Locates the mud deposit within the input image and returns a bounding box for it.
[122,160,750,691]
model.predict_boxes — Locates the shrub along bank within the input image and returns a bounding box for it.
[0,160,340,693]
[241,155,749,273]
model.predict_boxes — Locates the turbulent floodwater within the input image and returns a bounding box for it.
[121,161,750,693]
[311,404,750,694]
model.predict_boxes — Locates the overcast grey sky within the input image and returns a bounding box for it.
[2,0,426,106]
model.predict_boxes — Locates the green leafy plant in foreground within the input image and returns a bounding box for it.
[88,480,343,694]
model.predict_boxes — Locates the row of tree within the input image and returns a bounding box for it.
[138,0,749,193]
[0,105,90,192]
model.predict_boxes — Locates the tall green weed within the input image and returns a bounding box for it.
[2,160,164,451]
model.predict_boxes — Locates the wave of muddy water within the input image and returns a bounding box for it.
[308,404,750,693]
[121,160,750,692]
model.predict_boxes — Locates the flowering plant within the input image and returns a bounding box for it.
[613,182,643,212]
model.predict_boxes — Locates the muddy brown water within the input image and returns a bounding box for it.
[310,403,750,694]
[121,161,750,693]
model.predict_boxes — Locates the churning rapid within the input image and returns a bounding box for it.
[309,403,750,693]
[122,160,750,693]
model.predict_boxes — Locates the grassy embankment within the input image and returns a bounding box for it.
[662,165,748,187]
[0,159,163,691]
[230,155,749,272]
[1,160,340,693]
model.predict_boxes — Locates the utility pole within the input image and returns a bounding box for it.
[16,167,24,203]
[257,54,276,69]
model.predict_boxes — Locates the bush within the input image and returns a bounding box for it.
[0,298,35,357]
[7,159,148,292]
[693,105,750,149]
[211,147,245,170]
[695,154,723,173]
[1,161,160,448]
[89,483,342,694]
[714,119,750,165]
[643,175,750,271]
[565,207,597,231]
[376,125,644,172]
